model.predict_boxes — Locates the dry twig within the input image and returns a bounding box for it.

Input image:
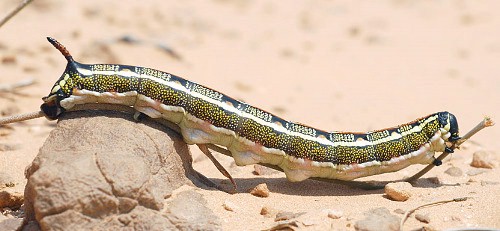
[406,116,495,182]
[399,197,471,230]
[0,78,36,92]
[0,110,44,125]
[0,0,34,29]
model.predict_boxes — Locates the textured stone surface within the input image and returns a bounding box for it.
[354,207,400,231]
[0,218,23,231]
[22,110,220,230]
[384,182,413,202]
[0,188,23,209]
[250,183,270,197]
[470,150,497,169]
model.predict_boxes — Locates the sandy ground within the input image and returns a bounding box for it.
[1,0,499,230]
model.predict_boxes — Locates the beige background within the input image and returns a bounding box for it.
[1,1,499,230]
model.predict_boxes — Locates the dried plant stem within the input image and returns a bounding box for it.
[400,197,471,230]
[0,78,36,92]
[406,116,495,182]
[0,0,34,28]
[0,110,43,125]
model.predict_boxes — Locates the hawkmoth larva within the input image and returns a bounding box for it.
[41,37,460,184]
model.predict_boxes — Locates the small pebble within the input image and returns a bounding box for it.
[451,215,461,221]
[470,150,497,169]
[422,225,438,231]
[266,221,300,230]
[393,208,405,214]
[260,206,279,218]
[275,211,305,222]
[415,213,431,223]
[250,183,270,197]
[222,200,238,212]
[466,168,487,176]
[1,56,16,64]
[384,182,413,201]
[444,166,463,177]
[0,189,24,208]
[325,209,343,219]
[354,207,400,231]
[481,181,499,186]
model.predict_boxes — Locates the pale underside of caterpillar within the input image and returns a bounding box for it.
[41,37,460,182]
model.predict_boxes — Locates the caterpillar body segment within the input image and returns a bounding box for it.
[42,37,460,182]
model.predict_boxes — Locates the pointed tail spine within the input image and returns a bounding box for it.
[46,37,74,63]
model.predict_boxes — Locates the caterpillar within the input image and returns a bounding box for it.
[41,37,460,183]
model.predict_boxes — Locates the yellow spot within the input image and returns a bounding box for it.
[64,73,70,80]
[59,79,66,87]
[51,85,61,93]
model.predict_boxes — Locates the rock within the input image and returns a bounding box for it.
[22,110,220,230]
[165,190,221,230]
[415,213,431,223]
[0,188,23,209]
[275,211,305,222]
[325,209,343,219]
[260,206,280,218]
[481,181,499,186]
[250,183,270,197]
[354,207,400,231]
[1,55,16,65]
[266,220,301,230]
[223,200,238,212]
[421,225,438,231]
[471,150,497,169]
[267,210,333,230]
[384,182,413,201]
[393,209,405,214]
[444,166,463,177]
[0,218,23,231]
[466,168,487,176]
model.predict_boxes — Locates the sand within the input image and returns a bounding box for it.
[0,0,499,230]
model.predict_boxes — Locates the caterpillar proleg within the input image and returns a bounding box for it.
[41,37,460,183]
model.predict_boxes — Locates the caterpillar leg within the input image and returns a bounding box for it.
[197,143,237,194]
[133,111,147,122]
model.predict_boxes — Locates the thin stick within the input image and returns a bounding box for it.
[0,78,36,92]
[456,116,495,146]
[399,197,471,230]
[197,144,237,194]
[406,117,494,182]
[0,0,34,28]
[0,110,44,125]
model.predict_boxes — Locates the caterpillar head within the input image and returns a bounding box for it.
[438,111,460,142]
[41,37,78,120]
